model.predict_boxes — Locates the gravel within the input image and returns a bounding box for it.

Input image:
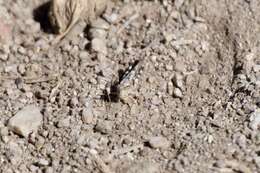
[1,0,260,172]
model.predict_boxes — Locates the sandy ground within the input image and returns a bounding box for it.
[0,0,259,173]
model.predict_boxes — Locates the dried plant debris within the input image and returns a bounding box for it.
[49,0,109,44]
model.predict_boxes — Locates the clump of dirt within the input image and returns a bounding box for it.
[0,0,259,173]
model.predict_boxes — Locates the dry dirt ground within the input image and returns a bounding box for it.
[0,0,260,173]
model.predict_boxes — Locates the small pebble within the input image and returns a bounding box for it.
[148,136,170,149]
[163,32,175,43]
[29,165,38,172]
[173,88,183,98]
[38,158,49,166]
[236,134,247,149]
[0,126,9,136]
[151,55,157,62]
[91,18,110,30]
[5,64,17,73]
[86,138,99,149]
[0,53,8,61]
[2,135,9,143]
[173,73,184,90]
[103,13,118,24]
[249,109,260,130]
[165,64,173,71]
[58,117,70,128]
[18,46,26,55]
[0,44,10,54]
[198,75,210,90]
[207,135,214,144]
[255,133,260,145]
[167,81,174,95]
[89,28,107,39]
[44,167,54,173]
[174,59,186,72]
[91,38,107,55]
[95,120,113,134]
[81,108,94,124]
[79,51,89,60]
[69,97,79,108]
[8,105,43,138]
[17,64,26,75]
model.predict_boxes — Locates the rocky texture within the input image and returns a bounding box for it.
[0,0,260,172]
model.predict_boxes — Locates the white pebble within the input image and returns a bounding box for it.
[91,18,110,30]
[148,136,170,149]
[249,109,260,130]
[173,88,183,98]
[8,105,43,138]
[173,73,184,90]
[174,60,186,72]
[167,81,174,95]
[18,46,26,55]
[38,158,49,166]
[0,126,8,136]
[89,28,107,39]
[91,38,107,55]
[82,108,94,124]
[207,135,214,144]
[103,13,118,24]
